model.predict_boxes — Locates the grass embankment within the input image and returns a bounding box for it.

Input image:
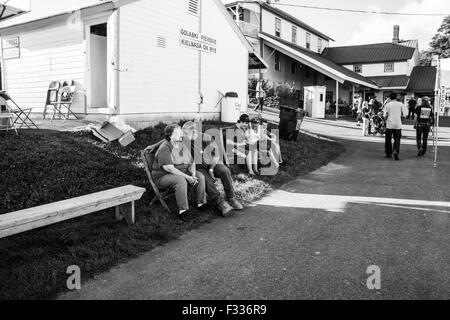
[0,122,344,300]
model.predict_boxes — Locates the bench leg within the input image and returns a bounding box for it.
[115,201,135,226]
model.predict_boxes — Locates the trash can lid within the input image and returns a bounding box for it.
[225,92,238,98]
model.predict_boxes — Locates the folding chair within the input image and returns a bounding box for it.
[0,91,38,130]
[43,81,61,119]
[141,140,174,214]
[51,85,79,122]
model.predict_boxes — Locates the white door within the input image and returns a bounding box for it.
[89,23,108,109]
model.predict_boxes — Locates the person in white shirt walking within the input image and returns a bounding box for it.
[383,93,408,161]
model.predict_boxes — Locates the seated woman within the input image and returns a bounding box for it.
[151,124,206,219]
[259,120,283,169]
[244,118,261,175]
[224,114,252,174]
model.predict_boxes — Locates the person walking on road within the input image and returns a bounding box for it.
[354,96,363,126]
[254,79,266,113]
[361,100,371,136]
[407,97,417,119]
[413,98,434,157]
[384,93,408,161]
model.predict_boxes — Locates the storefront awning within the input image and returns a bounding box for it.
[406,66,437,93]
[0,2,28,22]
[249,51,269,70]
[259,32,380,90]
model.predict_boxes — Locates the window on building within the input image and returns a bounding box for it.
[188,0,199,15]
[318,38,323,53]
[326,91,334,103]
[305,66,310,78]
[275,18,281,37]
[306,33,311,50]
[275,51,281,71]
[353,64,362,73]
[292,26,297,44]
[291,59,298,75]
[384,63,395,73]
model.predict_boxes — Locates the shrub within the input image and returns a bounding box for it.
[248,77,272,98]
[275,82,299,108]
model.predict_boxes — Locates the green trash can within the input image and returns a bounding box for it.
[279,106,305,141]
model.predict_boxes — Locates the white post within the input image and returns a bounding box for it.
[352,85,355,105]
[335,80,339,119]
[433,58,441,168]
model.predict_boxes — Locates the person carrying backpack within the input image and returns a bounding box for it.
[413,98,434,157]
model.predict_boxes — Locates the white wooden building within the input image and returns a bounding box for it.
[0,0,265,128]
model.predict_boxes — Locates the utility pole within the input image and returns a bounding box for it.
[433,56,441,168]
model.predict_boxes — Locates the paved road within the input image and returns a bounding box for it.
[60,120,450,300]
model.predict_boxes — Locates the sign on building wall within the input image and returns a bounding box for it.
[179,28,217,54]
[2,36,20,60]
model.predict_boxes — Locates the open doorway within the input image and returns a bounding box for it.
[89,23,108,109]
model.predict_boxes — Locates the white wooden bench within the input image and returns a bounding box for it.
[0,185,146,239]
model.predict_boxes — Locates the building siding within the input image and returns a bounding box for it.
[1,15,86,113]
[343,62,408,77]
[261,9,329,53]
[119,0,249,116]
[119,0,200,114]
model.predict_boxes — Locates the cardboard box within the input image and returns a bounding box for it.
[119,131,135,147]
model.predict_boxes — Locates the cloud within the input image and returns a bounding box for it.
[346,0,450,50]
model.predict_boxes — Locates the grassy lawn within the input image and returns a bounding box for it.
[0,121,344,300]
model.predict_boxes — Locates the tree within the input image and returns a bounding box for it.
[420,15,450,65]
[419,49,432,66]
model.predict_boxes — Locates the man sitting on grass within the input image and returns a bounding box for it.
[182,121,243,217]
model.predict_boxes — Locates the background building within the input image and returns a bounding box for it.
[226,0,380,111]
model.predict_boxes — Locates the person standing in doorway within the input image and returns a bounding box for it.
[383,93,408,161]
[414,98,434,157]
[254,78,266,113]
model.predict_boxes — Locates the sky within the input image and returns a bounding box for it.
[222,0,450,50]
[1,0,449,50]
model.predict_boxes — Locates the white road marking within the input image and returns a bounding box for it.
[255,191,450,213]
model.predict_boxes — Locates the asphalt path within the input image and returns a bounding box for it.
[60,119,450,300]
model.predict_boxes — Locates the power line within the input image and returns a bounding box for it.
[271,3,450,16]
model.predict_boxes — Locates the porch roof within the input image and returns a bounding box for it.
[0,2,28,22]
[259,32,380,90]
[366,75,410,90]
[249,51,268,69]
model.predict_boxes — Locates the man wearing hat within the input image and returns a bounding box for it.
[414,97,434,156]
